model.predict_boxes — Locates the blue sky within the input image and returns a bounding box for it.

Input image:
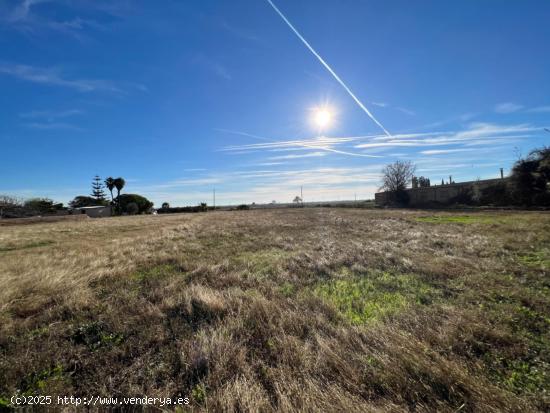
[1,0,549,206]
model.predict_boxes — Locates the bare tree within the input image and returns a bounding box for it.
[380,160,416,192]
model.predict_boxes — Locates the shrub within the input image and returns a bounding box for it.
[448,188,475,206]
[69,196,108,209]
[117,194,153,214]
[24,198,65,214]
[479,182,512,206]
[510,146,550,206]
[126,202,139,215]
[236,204,250,210]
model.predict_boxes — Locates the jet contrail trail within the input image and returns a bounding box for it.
[266,0,392,137]
[216,128,382,158]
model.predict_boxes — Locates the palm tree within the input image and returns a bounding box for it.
[114,177,125,199]
[113,177,125,215]
[104,177,115,203]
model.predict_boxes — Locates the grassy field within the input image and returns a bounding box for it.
[1,208,549,411]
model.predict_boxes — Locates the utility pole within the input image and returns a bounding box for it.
[300,186,303,204]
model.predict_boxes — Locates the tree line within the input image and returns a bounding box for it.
[69,175,153,215]
[0,176,154,218]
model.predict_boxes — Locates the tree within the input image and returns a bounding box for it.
[114,177,126,199]
[91,175,106,201]
[293,196,302,203]
[104,177,115,202]
[510,146,550,206]
[418,176,431,187]
[24,198,64,214]
[380,161,416,206]
[117,194,153,214]
[126,202,139,215]
[69,196,107,208]
[0,195,22,207]
[112,177,126,214]
[161,202,170,209]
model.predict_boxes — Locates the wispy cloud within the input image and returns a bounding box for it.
[20,109,83,120]
[371,101,415,116]
[220,20,260,43]
[0,62,121,93]
[268,151,326,160]
[19,108,84,130]
[420,148,477,155]
[218,129,382,158]
[355,123,537,150]
[24,122,82,131]
[526,105,550,113]
[495,102,523,114]
[192,55,231,81]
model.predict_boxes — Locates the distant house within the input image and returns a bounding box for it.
[71,205,112,218]
[375,175,509,207]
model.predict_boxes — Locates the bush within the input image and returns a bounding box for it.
[117,194,153,214]
[448,188,475,206]
[479,182,512,206]
[236,204,250,210]
[24,198,64,214]
[69,196,108,209]
[510,147,550,206]
[157,205,207,214]
[387,190,410,207]
[126,202,139,215]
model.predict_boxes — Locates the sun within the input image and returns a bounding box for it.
[313,108,333,130]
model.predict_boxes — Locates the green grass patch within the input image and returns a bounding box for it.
[19,364,67,396]
[132,263,184,282]
[314,271,439,324]
[0,240,54,252]
[519,249,550,269]
[415,215,498,224]
[70,321,124,351]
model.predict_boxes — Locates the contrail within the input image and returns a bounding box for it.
[266,0,392,137]
[216,128,382,158]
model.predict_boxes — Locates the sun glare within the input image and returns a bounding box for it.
[313,108,333,130]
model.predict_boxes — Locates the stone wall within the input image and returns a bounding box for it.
[375,178,508,206]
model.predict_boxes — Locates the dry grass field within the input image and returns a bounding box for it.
[1,208,549,411]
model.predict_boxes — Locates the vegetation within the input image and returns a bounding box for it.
[0,209,548,411]
[117,194,153,215]
[510,146,550,206]
[23,198,64,214]
[104,177,116,203]
[0,196,65,218]
[412,176,431,188]
[158,203,208,214]
[91,175,106,202]
[380,160,416,206]
[68,195,108,208]
[440,147,549,207]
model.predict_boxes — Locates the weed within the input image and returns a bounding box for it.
[192,383,206,404]
[415,215,498,224]
[314,271,439,324]
[70,321,123,350]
